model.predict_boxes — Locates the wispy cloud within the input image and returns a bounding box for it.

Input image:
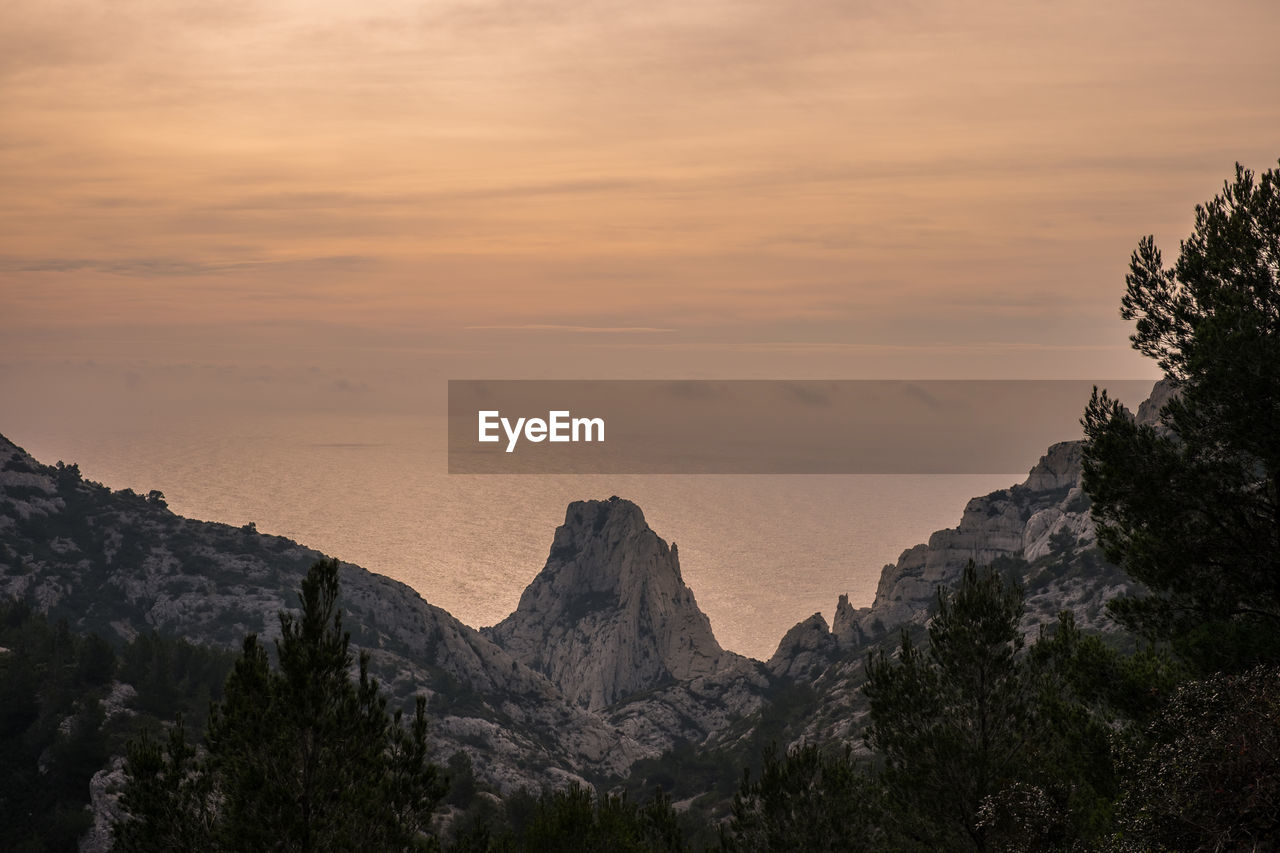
[0,255,371,277]
[464,324,677,333]
[3,0,1277,380]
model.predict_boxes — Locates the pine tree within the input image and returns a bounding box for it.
[1082,160,1280,673]
[863,562,1034,851]
[721,743,881,853]
[115,558,445,852]
[113,717,216,853]
[520,784,687,853]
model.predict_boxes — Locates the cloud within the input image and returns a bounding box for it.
[0,255,372,277]
[464,324,677,333]
[329,377,370,394]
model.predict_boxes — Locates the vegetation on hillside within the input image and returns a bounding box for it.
[0,601,235,852]
[114,559,446,852]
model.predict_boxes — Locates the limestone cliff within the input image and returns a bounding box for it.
[1136,377,1178,428]
[763,380,1176,695]
[766,439,1122,683]
[842,380,1177,640]
[484,497,739,711]
[848,439,1114,637]
[767,613,839,680]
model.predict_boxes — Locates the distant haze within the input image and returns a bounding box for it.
[0,0,1270,653]
[2,413,1027,659]
[2,378,1154,659]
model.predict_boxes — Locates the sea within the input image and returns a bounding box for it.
[5,411,1023,660]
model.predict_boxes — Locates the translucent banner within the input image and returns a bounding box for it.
[447,379,1157,474]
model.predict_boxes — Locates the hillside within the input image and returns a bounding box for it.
[0,436,646,793]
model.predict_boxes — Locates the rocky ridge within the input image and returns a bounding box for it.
[760,439,1132,695]
[0,435,646,794]
[753,380,1171,750]
[843,379,1172,644]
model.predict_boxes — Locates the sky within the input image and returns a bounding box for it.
[3,0,1280,413]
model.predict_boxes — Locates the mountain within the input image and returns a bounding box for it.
[748,382,1171,755]
[484,497,741,710]
[848,439,1125,638]
[769,381,1179,680]
[0,434,789,799]
[0,378,1169,840]
[478,496,777,761]
[0,435,646,794]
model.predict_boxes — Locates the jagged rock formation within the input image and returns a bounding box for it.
[485,497,740,711]
[604,656,774,755]
[831,593,868,648]
[838,438,1128,640]
[1137,377,1178,428]
[0,431,777,811]
[757,381,1175,755]
[764,436,1135,690]
[767,613,840,680]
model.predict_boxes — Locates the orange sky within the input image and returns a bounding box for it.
[3,0,1279,402]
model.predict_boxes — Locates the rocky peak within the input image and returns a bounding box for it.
[1136,377,1178,428]
[484,497,735,711]
[831,593,868,649]
[1024,441,1083,492]
[767,613,839,679]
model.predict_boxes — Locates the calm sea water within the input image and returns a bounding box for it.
[9,413,1018,660]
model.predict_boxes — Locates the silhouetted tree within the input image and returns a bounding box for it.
[1082,160,1280,673]
[113,717,216,852]
[115,558,445,852]
[0,601,115,851]
[521,784,685,853]
[864,563,1033,850]
[721,742,880,852]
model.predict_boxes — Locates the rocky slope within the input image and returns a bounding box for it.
[485,497,742,711]
[845,439,1124,638]
[0,435,645,794]
[754,380,1171,752]
[755,437,1133,749]
[842,379,1173,646]
[0,433,788,803]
